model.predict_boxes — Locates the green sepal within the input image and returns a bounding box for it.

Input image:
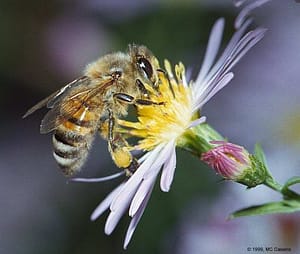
[235,154,268,188]
[228,199,300,219]
[254,143,267,166]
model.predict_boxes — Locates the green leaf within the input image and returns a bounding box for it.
[228,200,300,219]
[254,143,267,166]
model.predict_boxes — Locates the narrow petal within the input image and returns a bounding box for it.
[235,0,272,29]
[192,23,266,111]
[71,171,125,183]
[129,173,157,217]
[123,184,154,249]
[191,19,252,107]
[160,143,177,192]
[200,19,252,86]
[188,116,206,129]
[105,193,134,235]
[195,18,224,87]
[110,144,163,212]
[90,182,125,221]
[129,141,176,216]
[106,143,171,235]
[222,28,267,72]
[233,0,248,7]
[143,141,176,180]
[195,72,234,109]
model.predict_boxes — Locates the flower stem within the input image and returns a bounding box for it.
[264,176,282,192]
[264,176,300,200]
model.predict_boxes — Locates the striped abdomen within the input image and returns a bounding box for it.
[52,105,100,176]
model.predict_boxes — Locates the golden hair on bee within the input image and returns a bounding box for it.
[23,44,162,177]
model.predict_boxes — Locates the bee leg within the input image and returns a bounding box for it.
[125,157,139,176]
[105,110,138,176]
[113,93,163,106]
[98,119,109,140]
[136,79,150,98]
[135,99,164,106]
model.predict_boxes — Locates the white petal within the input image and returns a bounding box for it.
[104,144,173,245]
[105,196,132,235]
[235,0,272,29]
[123,184,154,249]
[129,140,175,216]
[137,149,152,163]
[192,22,266,111]
[129,141,176,216]
[144,142,178,181]
[233,0,248,7]
[194,18,224,88]
[191,19,251,108]
[90,182,125,221]
[160,144,177,192]
[200,19,252,86]
[195,72,234,110]
[188,116,206,129]
[71,171,125,183]
[129,173,157,217]
[221,28,267,72]
[104,150,165,236]
[110,144,163,213]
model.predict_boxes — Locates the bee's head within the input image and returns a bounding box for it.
[129,44,160,88]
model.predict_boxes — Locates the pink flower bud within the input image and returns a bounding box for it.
[201,141,251,180]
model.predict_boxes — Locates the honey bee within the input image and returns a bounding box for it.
[23,44,162,177]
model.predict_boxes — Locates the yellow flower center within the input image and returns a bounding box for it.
[118,60,195,151]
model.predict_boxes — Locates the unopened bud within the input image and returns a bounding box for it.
[201,141,267,188]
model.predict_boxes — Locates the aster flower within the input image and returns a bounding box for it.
[84,18,267,249]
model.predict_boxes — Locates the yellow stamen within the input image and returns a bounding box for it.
[118,60,195,151]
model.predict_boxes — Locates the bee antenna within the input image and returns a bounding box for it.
[69,171,125,183]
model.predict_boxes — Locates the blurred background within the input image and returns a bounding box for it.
[1,0,300,253]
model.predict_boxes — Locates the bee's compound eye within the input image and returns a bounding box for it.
[138,58,153,80]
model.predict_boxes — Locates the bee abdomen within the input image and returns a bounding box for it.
[52,129,94,176]
[68,116,95,128]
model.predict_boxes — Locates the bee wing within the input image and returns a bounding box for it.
[22,76,89,118]
[46,76,90,108]
[40,89,95,134]
[40,78,115,134]
[40,104,63,134]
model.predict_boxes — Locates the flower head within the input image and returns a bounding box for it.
[201,141,268,187]
[120,18,266,152]
[118,61,203,152]
[201,141,251,180]
[80,18,266,248]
